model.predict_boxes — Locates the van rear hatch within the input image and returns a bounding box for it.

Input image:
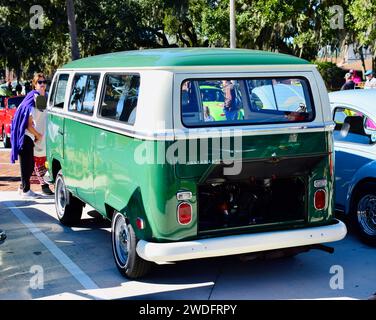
[174,131,331,234]
[174,76,331,234]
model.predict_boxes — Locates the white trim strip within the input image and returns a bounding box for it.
[48,109,175,141]
[48,109,334,141]
[3,201,99,290]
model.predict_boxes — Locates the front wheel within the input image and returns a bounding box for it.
[352,183,376,246]
[111,211,151,279]
[54,169,83,226]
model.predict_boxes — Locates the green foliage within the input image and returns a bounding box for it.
[348,0,376,69]
[1,0,376,77]
[314,61,346,91]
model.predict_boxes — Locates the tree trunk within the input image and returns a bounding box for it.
[66,0,80,61]
[359,46,366,75]
[229,0,236,48]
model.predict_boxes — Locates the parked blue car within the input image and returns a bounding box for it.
[330,89,376,245]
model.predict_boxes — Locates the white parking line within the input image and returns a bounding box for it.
[3,200,99,291]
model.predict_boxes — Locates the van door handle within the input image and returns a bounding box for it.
[58,129,64,135]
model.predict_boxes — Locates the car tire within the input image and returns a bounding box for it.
[54,169,83,226]
[111,211,151,279]
[2,129,10,148]
[351,183,376,246]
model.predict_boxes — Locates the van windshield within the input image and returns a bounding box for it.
[181,77,314,127]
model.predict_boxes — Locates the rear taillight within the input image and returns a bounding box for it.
[177,202,192,225]
[314,189,327,210]
[136,217,145,230]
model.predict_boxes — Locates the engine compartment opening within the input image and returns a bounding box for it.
[198,175,307,232]
[197,154,327,233]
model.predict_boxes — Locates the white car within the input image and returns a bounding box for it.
[329,89,376,245]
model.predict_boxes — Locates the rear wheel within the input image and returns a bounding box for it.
[352,183,376,246]
[111,211,151,279]
[54,169,83,225]
[2,129,10,148]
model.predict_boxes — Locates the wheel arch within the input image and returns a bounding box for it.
[51,158,62,182]
[105,187,153,241]
[347,178,376,214]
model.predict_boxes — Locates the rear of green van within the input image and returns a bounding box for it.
[136,68,347,264]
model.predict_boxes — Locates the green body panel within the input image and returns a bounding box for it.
[46,113,65,170]
[175,131,328,178]
[63,118,96,205]
[47,114,333,242]
[62,48,309,70]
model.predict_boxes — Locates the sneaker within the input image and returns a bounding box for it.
[21,190,42,199]
[41,184,54,196]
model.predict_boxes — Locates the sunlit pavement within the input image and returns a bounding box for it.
[0,191,375,300]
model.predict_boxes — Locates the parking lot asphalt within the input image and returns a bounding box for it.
[0,147,48,193]
[0,189,375,300]
[1,143,376,300]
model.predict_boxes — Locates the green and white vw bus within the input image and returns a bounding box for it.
[46,48,347,278]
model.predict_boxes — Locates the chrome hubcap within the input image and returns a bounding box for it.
[357,195,376,236]
[114,215,129,265]
[56,177,66,218]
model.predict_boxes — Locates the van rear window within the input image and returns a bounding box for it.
[181,77,314,127]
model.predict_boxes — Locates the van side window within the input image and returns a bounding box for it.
[99,74,140,125]
[69,74,100,115]
[52,74,69,108]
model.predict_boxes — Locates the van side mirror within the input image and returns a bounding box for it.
[35,95,47,111]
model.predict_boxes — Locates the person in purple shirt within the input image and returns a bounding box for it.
[11,73,46,199]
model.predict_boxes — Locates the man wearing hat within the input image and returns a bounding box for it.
[364,70,376,89]
[341,73,355,90]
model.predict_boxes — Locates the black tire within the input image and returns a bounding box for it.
[351,183,376,246]
[2,129,10,148]
[111,211,152,279]
[54,169,83,226]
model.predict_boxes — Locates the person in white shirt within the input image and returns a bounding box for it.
[13,73,44,199]
[364,70,376,89]
[32,95,54,196]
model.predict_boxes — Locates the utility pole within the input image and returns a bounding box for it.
[230,0,236,48]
